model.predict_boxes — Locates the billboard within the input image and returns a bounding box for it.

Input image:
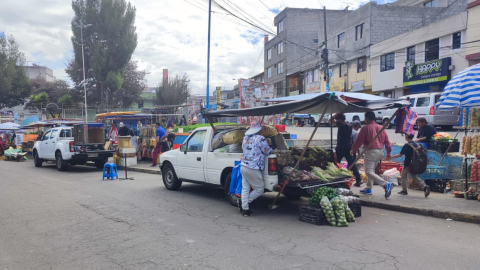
[238,79,275,124]
[403,57,451,86]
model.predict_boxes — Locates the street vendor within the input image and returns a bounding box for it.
[331,114,362,187]
[151,122,166,167]
[36,131,44,141]
[240,121,272,217]
[118,122,129,136]
[415,117,437,149]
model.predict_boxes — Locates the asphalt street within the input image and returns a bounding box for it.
[1,161,479,270]
[286,126,463,145]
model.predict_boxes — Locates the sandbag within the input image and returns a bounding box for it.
[212,130,232,150]
[223,130,246,145]
[259,125,278,137]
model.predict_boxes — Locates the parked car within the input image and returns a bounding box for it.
[379,92,460,130]
[32,125,114,171]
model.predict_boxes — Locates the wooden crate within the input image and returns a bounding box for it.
[74,124,104,145]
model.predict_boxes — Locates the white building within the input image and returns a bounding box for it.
[24,65,56,82]
[370,12,469,98]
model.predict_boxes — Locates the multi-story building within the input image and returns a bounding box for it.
[465,0,480,66]
[264,8,351,97]
[320,0,467,95]
[371,11,469,97]
[24,65,56,82]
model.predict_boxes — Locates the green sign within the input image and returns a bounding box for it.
[403,76,448,86]
[403,57,451,86]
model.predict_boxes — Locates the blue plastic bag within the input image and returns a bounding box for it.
[229,161,243,196]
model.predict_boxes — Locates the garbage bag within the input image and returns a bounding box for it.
[229,161,242,196]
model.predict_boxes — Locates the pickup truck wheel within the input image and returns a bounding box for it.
[162,163,182,190]
[33,151,43,167]
[56,153,68,171]
[441,125,453,131]
[224,172,239,207]
[309,118,316,127]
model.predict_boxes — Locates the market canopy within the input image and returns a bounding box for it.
[205,92,410,118]
[262,92,389,103]
[437,63,480,108]
[95,111,140,117]
[0,122,21,130]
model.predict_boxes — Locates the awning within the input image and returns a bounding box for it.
[262,92,388,103]
[95,111,140,117]
[205,92,410,118]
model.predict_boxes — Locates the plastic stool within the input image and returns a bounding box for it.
[103,163,118,180]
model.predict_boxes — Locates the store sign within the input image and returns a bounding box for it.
[215,87,221,104]
[403,57,451,86]
[306,81,322,94]
[351,80,365,92]
[289,90,299,96]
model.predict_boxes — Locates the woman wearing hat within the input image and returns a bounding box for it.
[240,121,272,216]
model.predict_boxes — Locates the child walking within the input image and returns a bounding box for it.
[387,133,430,197]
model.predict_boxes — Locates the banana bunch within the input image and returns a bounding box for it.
[473,135,479,155]
[465,136,473,155]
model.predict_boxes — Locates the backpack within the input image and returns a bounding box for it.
[408,142,427,174]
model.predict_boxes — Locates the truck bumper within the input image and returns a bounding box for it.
[72,151,114,163]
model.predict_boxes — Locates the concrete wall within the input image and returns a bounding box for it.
[24,66,56,82]
[391,0,449,7]
[465,0,480,65]
[371,12,468,93]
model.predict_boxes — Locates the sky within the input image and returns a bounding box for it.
[0,0,384,95]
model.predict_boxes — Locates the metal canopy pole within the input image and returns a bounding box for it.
[269,103,330,209]
[438,129,461,166]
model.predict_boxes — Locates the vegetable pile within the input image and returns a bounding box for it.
[309,187,338,207]
[320,196,336,226]
[282,167,321,182]
[331,197,348,227]
[291,147,330,170]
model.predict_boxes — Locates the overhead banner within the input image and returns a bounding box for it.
[403,57,451,86]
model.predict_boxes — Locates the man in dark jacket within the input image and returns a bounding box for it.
[332,114,362,187]
[415,117,437,149]
[118,122,129,136]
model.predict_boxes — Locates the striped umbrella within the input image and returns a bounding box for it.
[437,63,480,108]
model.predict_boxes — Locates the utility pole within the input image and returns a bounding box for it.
[323,6,333,150]
[206,0,212,123]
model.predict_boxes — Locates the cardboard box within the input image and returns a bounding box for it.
[117,156,137,167]
[117,136,132,148]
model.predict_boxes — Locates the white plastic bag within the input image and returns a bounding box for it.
[382,168,400,186]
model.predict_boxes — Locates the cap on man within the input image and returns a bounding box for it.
[415,117,437,149]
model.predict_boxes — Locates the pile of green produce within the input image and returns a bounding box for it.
[325,162,352,177]
[291,147,330,170]
[331,197,348,227]
[309,187,338,207]
[342,197,356,223]
[320,196,336,226]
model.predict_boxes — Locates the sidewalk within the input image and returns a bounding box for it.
[351,184,480,224]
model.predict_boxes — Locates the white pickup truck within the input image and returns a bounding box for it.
[159,126,280,206]
[33,126,114,171]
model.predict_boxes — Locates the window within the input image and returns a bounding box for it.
[267,67,272,78]
[277,62,283,74]
[278,20,284,33]
[313,39,319,43]
[416,97,430,107]
[42,131,51,141]
[277,42,283,54]
[435,94,441,104]
[339,65,343,77]
[424,0,438,7]
[384,91,394,98]
[50,129,58,139]
[60,129,72,138]
[313,68,319,82]
[380,53,395,72]
[355,24,364,41]
[406,46,416,64]
[186,130,206,152]
[306,71,314,83]
[338,32,345,48]
[357,57,367,73]
[425,38,439,62]
[275,82,284,96]
[452,32,461,49]
[267,49,272,60]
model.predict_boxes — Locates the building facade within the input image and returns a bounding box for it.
[264,8,351,97]
[371,11,469,97]
[465,0,480,66]
[24,65,56,82]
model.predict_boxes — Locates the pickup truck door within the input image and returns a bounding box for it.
[45,129,58,159]
[176,130,207,182]
[38,130,52,160]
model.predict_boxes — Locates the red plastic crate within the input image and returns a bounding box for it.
[375,160,402,175]
[274,124,286,133]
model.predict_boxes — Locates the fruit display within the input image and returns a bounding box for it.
[472,161,480,182]
[464,187,478,200]
[331,196,348,227]
[320,196,337,226]
[473,135,479,155]
[309,187,338,206]
[341,196,356,223]
[462,136,473,155]
[291,147,330,170]
[463,108,467,128]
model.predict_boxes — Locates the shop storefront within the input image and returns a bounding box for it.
[403,57,452,94]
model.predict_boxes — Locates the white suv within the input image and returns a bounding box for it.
[381,92,460,131]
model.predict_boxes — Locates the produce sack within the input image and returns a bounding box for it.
[341,196,356,222]
[212,132,226,150]
[223,130,246,145]
[320,196,337,226]
[228,144,243,153]
[331,196,348,227]
[382,168,400,186]
[258,125,278,137]
[273,133,288,150]
[274,150,295,166]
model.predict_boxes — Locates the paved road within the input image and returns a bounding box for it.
[286,126,464,145]
[1,161,479,270]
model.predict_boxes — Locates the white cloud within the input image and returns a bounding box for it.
[0,0,368,94]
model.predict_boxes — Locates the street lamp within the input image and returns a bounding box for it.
[74,22,93,123]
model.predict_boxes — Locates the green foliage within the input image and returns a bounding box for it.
[69,0,138,108]
[58,94,74,105]
[25,78,82,110]
[0,35,31,108]
[156,74,192,110]
[29,92,49,110]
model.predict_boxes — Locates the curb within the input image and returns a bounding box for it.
[360,200,480,224]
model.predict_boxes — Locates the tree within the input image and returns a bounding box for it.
[156,74,192,113]
[29,92,49,110]
[66,59,145,108]
[70,0,138,109]
[0,35,31,108]
[25,78,83,111]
